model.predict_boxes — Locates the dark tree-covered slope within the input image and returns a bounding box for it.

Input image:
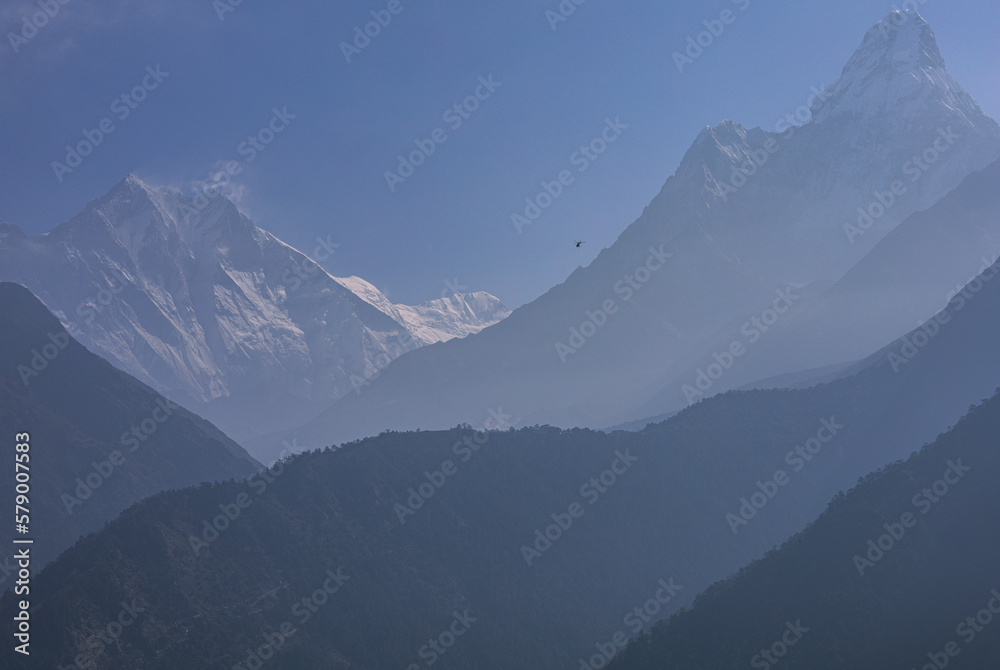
[608,391,1000,670]
[0,282,260,573]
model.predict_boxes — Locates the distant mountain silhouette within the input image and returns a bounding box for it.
[608,389,1000,669]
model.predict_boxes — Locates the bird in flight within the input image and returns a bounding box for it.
[575,240,586,248]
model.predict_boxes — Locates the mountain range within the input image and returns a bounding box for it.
[607,388,1000,669]
[628,153,1000,422]
[6,246,1000,668]
[0,177,509,451]
[2,9,1000,669]
[263,9,1000,453]
[3,11,996,459]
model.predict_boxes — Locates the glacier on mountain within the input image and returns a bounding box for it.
[0,175,510,444]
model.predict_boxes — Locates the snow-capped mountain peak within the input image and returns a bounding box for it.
[333,275,511,346]
[0,175,510,444]
[811,10,986,126]
[397,292,513,345]
[681,120,768,174]
[333,275,403,321]
[866,10,943,70]
[271,11,1000,451]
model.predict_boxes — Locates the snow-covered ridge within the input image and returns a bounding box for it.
[812,10,987,126]
[333,276,510,345]
[0,176,510,441]
[270,10,1000,452]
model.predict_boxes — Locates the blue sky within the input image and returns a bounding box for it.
[1,0,997,308]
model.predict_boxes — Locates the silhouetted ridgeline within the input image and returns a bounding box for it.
[608,391,1000,670]
[0,283,260,573]
[0,373,987,669]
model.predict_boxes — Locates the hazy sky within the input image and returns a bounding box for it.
[1,0,997,308]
